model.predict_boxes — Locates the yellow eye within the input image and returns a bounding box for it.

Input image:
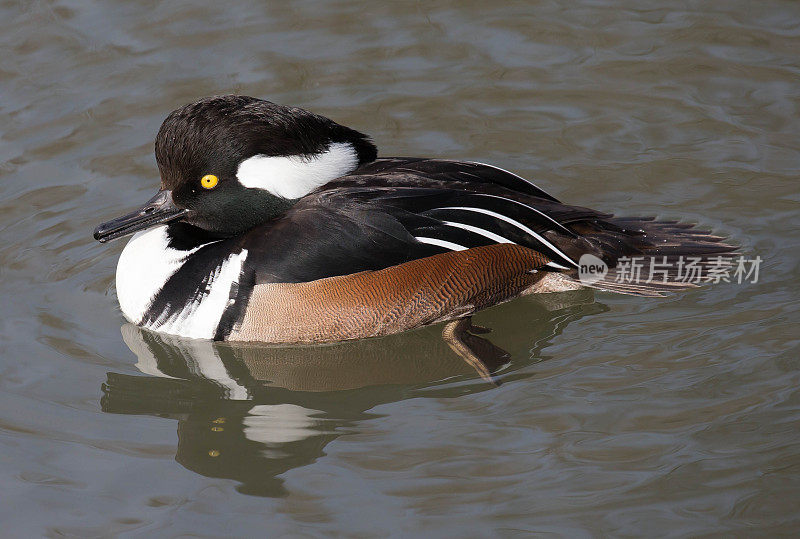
[201,174,219,189]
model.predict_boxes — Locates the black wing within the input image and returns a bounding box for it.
[240,157,735,290]
[239,189,585,285]
[325,158,561,202]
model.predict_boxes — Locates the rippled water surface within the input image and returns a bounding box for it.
[2,1,799,535]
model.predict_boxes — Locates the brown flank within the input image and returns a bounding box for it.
[230,244,550,343]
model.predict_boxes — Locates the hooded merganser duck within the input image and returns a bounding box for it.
[94,95,735,351]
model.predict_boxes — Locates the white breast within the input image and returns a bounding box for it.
[115,226,247,340]
[115,226,196,325]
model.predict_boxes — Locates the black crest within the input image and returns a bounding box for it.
[155,95,378,191]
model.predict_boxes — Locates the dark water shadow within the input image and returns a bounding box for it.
[101,292,606,497]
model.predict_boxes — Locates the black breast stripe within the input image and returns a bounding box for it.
[142,239,242,329]
[214,267,256,341]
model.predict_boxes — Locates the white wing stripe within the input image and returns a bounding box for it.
[417,226,572,271]
[415,236,468,251]
[438,206,578,267]
[466,161,555,201]
[470,193,576,236]
[442,221,569,270]
[442,221,514,244]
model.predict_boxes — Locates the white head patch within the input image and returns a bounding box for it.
[236,141,358,199]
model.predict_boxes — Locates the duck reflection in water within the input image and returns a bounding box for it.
[101,293,604,497]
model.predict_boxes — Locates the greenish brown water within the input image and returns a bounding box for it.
[2,1,799,535]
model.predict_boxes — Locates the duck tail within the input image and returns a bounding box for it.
[562,216,740,297]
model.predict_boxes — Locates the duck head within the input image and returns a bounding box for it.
[93,95,377,242]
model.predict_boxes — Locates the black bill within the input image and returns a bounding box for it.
[93,190,188,243]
